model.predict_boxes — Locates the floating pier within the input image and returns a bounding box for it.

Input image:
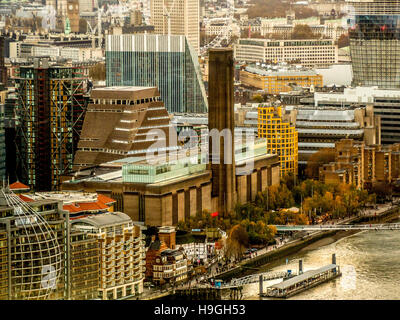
[260,254,341,299]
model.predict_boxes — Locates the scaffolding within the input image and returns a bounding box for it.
[14,63,87,191]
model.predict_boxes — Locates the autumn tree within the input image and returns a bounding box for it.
[294,7,319,19]
[257,183,295,211]
[291,24,318,40]
[238,219,277,245]
[252,94,264,103]
[337,34,350,48]
[247,0,289,19]
[275,210,309,225]
[246,0,318,19]
[226,224,249,260]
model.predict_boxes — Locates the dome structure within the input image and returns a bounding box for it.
[1,187,62,300]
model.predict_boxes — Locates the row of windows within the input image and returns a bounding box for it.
[92,96,161,106]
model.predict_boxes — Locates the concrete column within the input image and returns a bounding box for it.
[299,259,303,274]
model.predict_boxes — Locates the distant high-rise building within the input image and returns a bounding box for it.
[106,34,207,113]
[150,0,200,54]
[348,0,400,88]
[130,9,143,26]
[78,0,98,13]
[14,59,88,191]
[4,89,18,184]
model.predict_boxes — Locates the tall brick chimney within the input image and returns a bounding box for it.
[208,48,236,217]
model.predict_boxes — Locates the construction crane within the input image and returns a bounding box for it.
[162,0,177,36]
[200,0,235,55]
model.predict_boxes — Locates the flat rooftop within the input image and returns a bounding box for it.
[23,191,103,205]
[92,86,155,92]
[269,264,338,290]
[72,211,132,228]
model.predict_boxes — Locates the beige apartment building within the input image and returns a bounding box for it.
[319,139,400,189]
[150,0,200,53]
[71,212,145,300]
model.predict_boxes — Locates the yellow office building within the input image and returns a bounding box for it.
[240,66,323,94]
[258,105,298,177]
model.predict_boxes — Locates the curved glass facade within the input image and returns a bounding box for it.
[1,190,64,300]
[349,1,400,88]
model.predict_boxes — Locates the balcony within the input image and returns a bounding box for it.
[176,265,187,271]
[105,267,115,274]
[163,271,175,279]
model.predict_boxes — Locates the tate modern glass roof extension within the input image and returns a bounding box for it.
[348,0,400,89]
[105,34,208,114]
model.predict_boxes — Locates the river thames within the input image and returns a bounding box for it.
[245,224,400,300]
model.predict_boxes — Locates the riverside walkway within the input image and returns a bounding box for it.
[275,223,400,232]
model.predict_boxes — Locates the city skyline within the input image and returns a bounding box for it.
[0,0,399,305]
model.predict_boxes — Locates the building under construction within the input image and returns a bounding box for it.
[14,59,88,191]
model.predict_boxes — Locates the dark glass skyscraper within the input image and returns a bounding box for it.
[349,0,400,88]
[106,34,208,113]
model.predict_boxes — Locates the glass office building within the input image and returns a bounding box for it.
[106,34,208,113]
[348,0,400,88]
